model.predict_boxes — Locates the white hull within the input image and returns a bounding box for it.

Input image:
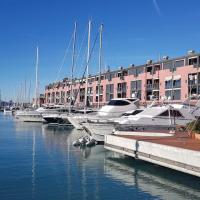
[119,117,193,127]
[15,111,43,122]
[83,122,115,142]
[16,115,43,122]
[4,111,12,115]
[4,109,12,115]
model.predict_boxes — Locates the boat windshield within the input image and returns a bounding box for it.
[107,100,130,106]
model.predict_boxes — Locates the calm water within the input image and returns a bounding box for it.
[0,113,200,200]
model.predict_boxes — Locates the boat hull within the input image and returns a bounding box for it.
[83,122,115,142]
[16,115,43,122]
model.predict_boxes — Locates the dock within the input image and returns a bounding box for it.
[104,132,200,177]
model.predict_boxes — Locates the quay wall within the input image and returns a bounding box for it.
[105,135,200,177]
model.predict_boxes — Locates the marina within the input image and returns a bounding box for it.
[0,113,200,200]
[1,0,200,199]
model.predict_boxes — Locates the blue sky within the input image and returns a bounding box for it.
[1,0,200,101]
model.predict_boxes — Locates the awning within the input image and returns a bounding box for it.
[165,76,172,81]
[173,75,181,80]
[165,75,181,81]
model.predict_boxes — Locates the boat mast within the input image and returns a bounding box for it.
[35,46,39,108]
[84,20,91,114]
[98,24,103,109]
[69,22,77,114]
[0,89,1,108]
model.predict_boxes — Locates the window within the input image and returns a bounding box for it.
[158,110,183,117]
[189,57,198,65]
[165,80,172,89]
[106,73,115,81]
[175,60,184,68]
[163,61,173,70]
[122,109,143,116]
[146,66,153,73]
[165,90,181,100]
[173,79,181,88]
[173,90,181,100]
[128,67,143,76]
[106,84,114,101]
[107,100,130,106]
[106,93,114,101]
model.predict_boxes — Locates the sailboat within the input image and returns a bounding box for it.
[64,20,95,129]
[15,47,44,122]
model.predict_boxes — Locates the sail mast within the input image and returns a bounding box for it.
[98,24,103,109]
[69,21,77,114]
[35,46,39,108]
[84,20,91,114]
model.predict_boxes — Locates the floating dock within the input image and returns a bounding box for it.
[104,132,200,177]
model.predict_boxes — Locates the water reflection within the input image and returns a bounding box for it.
[10,116,200,200]
[104,154,200,200]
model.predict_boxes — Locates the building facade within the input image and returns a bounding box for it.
[44,51,200,107]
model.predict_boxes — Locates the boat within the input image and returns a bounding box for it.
[3,107,12,115]
[82,98,140,142]
[16,104,67,122]
[63,21,101,130]
[83,100,200,142]
[42,107,74,124]
[113,103,198,136]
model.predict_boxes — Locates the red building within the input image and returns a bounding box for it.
[45,51,200,107]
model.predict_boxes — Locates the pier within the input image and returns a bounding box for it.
[104,132,200,177]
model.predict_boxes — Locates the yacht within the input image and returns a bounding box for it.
[85,102,200,142]
[113,103,197,136]
[15,104,66,122]
[3,107,12,115]
[42,107,75,124]
[82,98,140,142]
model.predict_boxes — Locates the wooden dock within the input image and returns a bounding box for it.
[104,132,200,177]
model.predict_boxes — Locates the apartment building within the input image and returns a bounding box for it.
[45,50,200,107]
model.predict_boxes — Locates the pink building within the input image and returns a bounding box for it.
[44,51,200,107]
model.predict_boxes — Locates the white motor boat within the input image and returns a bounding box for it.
[113,104,197,136]
[3,107,12,115]
[67,98,139,131]
[42,107,72,124]
[15,104,67,122]
[85,101,200,142]
[81,98,140,142]
[15,109,43,122]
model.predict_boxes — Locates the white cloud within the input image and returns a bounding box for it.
[153,0,161,16]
